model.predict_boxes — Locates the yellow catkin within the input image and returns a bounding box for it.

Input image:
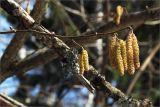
[79,53,84,74]
[132,33,140,69]
[26,1,30,14]
[109,34,117,68]
[119,39,128,71]
[116,41,124,76]
[82,49,90,71]
[116,5,124,25]
[126,33,135,75]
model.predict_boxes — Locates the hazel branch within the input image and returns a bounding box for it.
[0,0,49,72]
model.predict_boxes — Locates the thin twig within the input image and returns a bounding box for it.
[0,26,130,42]
[64,5,82,16]
[0,29,55,35]
[0,93,26,107]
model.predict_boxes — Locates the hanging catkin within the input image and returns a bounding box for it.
[116,5,124,25]
[126,32,135,75]
[79,53,84,74]
[109,34,117,68]
[79,49,90,74]
[119,39,128,71]
[82,49,90,71]
[116,40,124,76]
[26,1,30,14]
[132,33,140,69]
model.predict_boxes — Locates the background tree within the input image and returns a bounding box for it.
[0,0,159,107]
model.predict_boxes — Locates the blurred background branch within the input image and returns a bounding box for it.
[0,0,49,73]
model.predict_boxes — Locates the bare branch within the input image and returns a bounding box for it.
[64,6,82,16]
[0,93,26,107]
[31,0,49,23]
[85,66,126,99]
[0,0,49,71]
[0,29,55,35]
[0,54,126,101]
[0,48,58,82]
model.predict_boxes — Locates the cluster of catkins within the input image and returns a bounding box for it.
[109,31,140,76]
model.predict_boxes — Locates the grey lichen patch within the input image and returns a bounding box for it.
[62,48,80,75]
[113,97,139,107]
